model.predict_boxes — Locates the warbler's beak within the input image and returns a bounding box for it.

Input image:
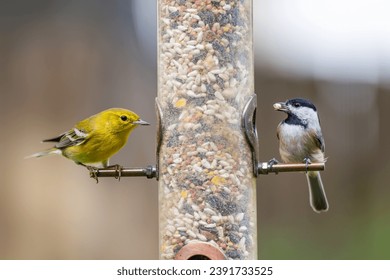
[273,102,288,112]
[134,119,150,126]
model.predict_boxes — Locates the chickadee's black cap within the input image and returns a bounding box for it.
[286,98,317,111]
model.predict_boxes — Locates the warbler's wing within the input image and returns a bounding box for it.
[42,128,89,149]
[42,113,96,149]
[42,134,65,143]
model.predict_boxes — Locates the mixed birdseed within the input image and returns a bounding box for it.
[158,0,256,259]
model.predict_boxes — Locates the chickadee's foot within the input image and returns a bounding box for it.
[268,158,279,174]
[303,158,312,173]
[106,164,123,181]
[268,158,279,166]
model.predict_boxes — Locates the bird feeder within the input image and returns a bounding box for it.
[157,0,257,260]
[92,0,326,260]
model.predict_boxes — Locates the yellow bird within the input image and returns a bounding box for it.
[27,108,149,180]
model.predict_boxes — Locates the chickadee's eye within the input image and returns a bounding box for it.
[120,115,128,121]
[293,103,301,107]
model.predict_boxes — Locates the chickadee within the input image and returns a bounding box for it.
[273,98,329,213]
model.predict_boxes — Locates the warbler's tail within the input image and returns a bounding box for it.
[25,148,61,159]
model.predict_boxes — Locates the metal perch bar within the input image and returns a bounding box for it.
[92,162,324,178]
[91,165,157,179]
[258,162,325,175]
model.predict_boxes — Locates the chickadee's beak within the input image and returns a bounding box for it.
[273,102,288,112]
[133,119,150,125]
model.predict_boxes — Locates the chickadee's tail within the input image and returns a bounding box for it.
[306,171,329,213]
[25,148,61,159]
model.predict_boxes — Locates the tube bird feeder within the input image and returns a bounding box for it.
[157,0,256,259]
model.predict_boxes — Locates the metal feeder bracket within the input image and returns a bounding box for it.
[242,94,259,177]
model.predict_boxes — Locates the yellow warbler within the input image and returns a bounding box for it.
[27,108,149,169]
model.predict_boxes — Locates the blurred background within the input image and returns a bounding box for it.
[1,0,390,259]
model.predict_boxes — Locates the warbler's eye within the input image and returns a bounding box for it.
[120,115,128,121]
[293,102,301,108]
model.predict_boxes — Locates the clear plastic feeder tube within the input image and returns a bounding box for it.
[158,0,256,260]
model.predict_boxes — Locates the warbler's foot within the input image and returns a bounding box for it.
[303,158,312,173]
[87,166,100,183]
[106,164,123,181]
[268,158,279,174]
[77,163,99,183]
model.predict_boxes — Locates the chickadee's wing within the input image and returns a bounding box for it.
[318,134,325,153]
[317,115,325,152]
[312,130,325,153]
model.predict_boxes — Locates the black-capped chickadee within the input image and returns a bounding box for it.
[273,98,329,213]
